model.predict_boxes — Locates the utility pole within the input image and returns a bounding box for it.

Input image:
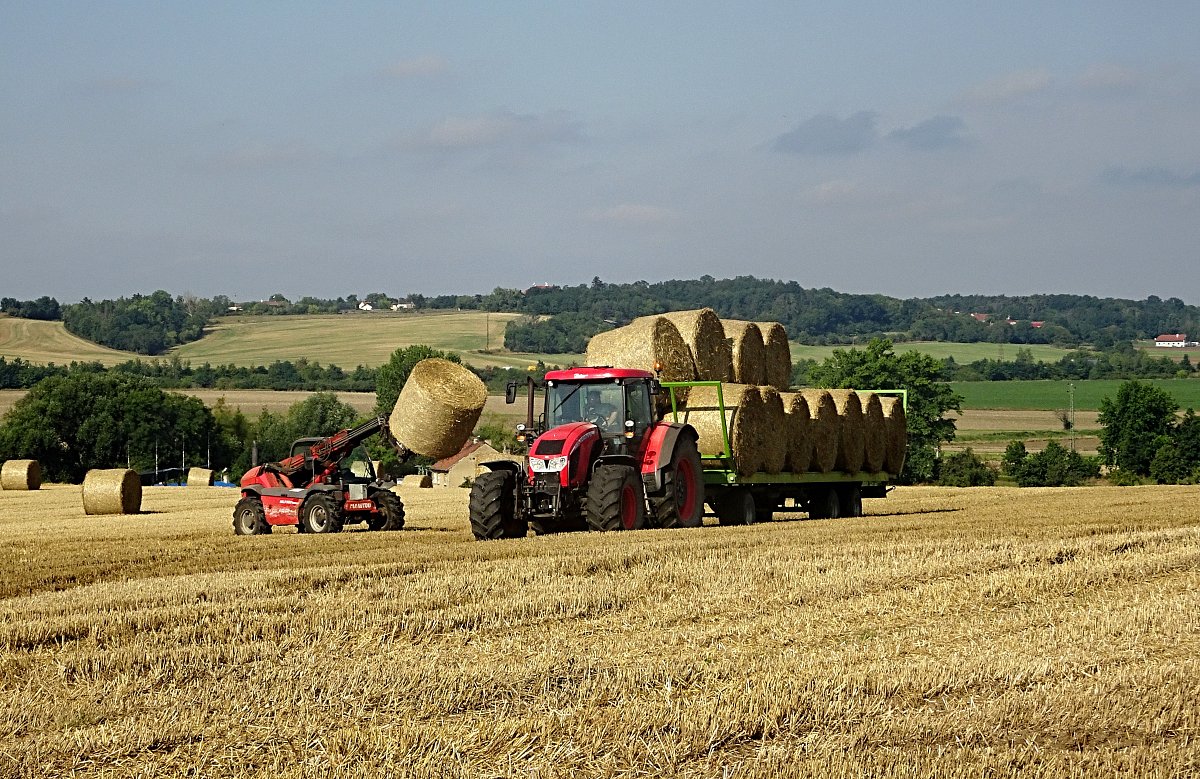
[1068,382,1076,452]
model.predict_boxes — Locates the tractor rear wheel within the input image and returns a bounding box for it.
[716,489,755,526]
[651,437,704,529]
[301,493,344,534]
[374,489,406,530]
[233,496,270,535]
[469,471,525,540]
[587,465,646,532]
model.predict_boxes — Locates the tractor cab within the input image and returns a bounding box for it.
[541,368,658,452]
[289,438,377,486]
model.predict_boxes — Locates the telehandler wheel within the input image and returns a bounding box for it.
[233,496,271,535]
[716,489,755,526]
[837,484,863,518]
[587,465,646,532]
[373,490,406,531]
[301,493,344,534]
[469,471,525,541]
[651,437,705,529]
[809,487,841,520]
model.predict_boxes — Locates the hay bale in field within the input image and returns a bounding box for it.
[585,316,694,382]
[389,358,488,460]
[1,459,41,490]
[757,322,792,391]
[401,473,432,488]
[879,396,908,476]
[757,386,788,474]
[800,390,839,472]
[680,383,764,476]
[186,467,214,487]
[660,308,733,382]
[828,390,866,474]
[779,393,813,473]
[722,320,766,385]
[81,469,141,515]
[859,392,887,473]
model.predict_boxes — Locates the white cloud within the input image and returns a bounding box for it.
[961,69,1054,104]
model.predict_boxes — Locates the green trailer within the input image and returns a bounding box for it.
[661,381,906,524]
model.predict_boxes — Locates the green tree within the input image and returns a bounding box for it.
[252,392,360,464]
[1015,441,1100,487]
[938,448,997,487]
[1098,380,1178,475]
[1001,440,1028,477]
[809,338,962,482]
[373,345,463,417]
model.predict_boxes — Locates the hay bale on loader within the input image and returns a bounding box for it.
[186,467,214,487]
[680,383,769,477]
[757,322,792,391]
[722,320,766,385]
[82,469,141,515]
[859,392,887,473]
[660,308,733,382]
[800,390,839,473]
[757,386,788,474]
[828,390,866,474]
[389,358,488,461]
[585,316,694,382]
[779,393,813,473]
[1,459,41,490]
[879,396,908,476]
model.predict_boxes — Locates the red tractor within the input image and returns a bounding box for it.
[234,417,406,535]
[469,367,704,540]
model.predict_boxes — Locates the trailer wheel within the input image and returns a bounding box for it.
[809,487,840,520]
[717,489,755,526]
[301,493,344,534]
[837,484,862,518]
[374,490,406,531]
[233,496,270,535]
[587,465,646,532]
[651,437,705,529]
[469,471,525,540]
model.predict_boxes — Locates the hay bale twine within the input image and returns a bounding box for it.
[389,358,488,460]
[800,390,839,473]
[585,316,694,382]
[757,322,793,391]
[81,469,141,515]
[779,393,813,473]
[859,392,887,473]
[722,320,767,385]
[680,383,764,476]
[757,386,788,474]
[1,459,41,490]
[828,390,865,474]
[186,467,214,487]
[661,308,733,382]
[879,396,908,476]
[401,473,432,488]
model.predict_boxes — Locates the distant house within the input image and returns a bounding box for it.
[525,283,558,294]
[1154,333,1193,348]
[429,439,522,487]
[357,301,374,311]
[970,312,990,322]
[390,301,416,311]
[1030,321,1044,328]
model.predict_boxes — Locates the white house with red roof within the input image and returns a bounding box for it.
[1154,333,1195,347]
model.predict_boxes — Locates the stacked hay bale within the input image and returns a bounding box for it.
[757,322,792,391]
[389,358,488,460]
[585,316,695,382]
[879,396,908,476]
[827,390,866,474]
[401,473,433,488]
[801,390,839,472]
[779,393,813,473]
[1,459,41,490]
[757,386,788,474]
[186,467,214,487]
[82,469,141,515]
[859,392,887,473]
[681,384,769,477]
[661,308,733,382]
[722,320,766,385]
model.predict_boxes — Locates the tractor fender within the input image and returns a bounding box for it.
[479,459,526,479]
[594,454,639,473]
[639,423,698,493]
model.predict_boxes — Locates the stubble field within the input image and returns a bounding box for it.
[2,484,1198,777]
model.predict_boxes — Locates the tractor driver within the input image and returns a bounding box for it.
[584,389,620,430]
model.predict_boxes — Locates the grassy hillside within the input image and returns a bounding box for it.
[791,340,1076,364]
[951,378,1200,411]
[0,316,138,366]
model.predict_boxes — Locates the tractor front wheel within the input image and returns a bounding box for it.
[469,471,525,540]
[233,496,270,536]
[587,465,646,532]
[651,437,704,529]
[301,494,344,534]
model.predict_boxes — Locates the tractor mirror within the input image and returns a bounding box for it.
[505,381,518,404]
[649,380,661,396]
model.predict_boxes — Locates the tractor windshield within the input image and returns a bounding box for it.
[547,382,625,432]
[339,445,376,482]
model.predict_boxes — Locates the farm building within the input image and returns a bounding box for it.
[1154,333,1195,347]
[429,439,521,487]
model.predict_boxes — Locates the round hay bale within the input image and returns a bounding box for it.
[661,308,733,382]
[1,459,41,490]
[389,358,488,460]
[859,392,887,473]
[585,316,694,382]
[680,383,763,476]
[186,467,214,487]
[779,392,813,473]
[757,322,792,391]
[722,320,767,385]
[401,473,432,488]
[879,396,908,476]
[757,386,788,474]
[800,390,839,472]
[81,469,141,515]
[828,390,865,474]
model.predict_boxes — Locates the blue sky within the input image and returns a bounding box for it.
[2,2,1199,303]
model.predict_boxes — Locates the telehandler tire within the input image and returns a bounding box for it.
[587,465,646,532]
[373,490,406,531]
[301,493,344,534]
[233,496,271,535]
[469,471,525,540]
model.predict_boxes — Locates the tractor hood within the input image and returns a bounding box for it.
[527,422,601,487]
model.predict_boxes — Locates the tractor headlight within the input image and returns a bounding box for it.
[529,456,568,473]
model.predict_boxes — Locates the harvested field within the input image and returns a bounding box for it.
[2,484,1198,777]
